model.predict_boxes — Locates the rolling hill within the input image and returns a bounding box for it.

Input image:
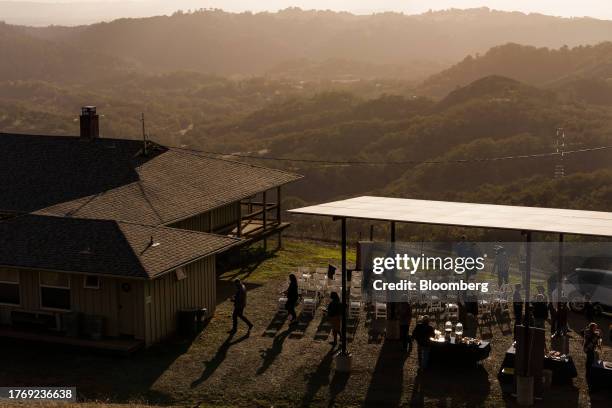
[419,42,612,98]
[19,7,612,80]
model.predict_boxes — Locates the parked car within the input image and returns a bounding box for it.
[552,257,612,314]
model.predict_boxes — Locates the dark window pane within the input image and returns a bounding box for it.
[0,283,19,305]
[85,276,99,288]
[41,287,71,310]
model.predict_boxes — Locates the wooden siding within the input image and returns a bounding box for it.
[143,256,216,346]
[171,202,240,233]
[1,256,216,347]
[0,267,136,338]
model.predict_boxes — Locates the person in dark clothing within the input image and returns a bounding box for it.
[398,295,413,352]
[327,292,342,346]
[583,322,602,388]
[492,246,510,287]
[557,299,570,334]
[283,274,299,324]
[229,279,253,334]
[532,294,548,328]
[513,284,523,337]
[548,301,558,334]
[411,315,435,369]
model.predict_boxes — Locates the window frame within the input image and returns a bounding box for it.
[39,271,71,311]
[83,275,101,290]
[0,269,20,307]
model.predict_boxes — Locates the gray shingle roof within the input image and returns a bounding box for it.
[0,133,302,225]
[0,214,241,279]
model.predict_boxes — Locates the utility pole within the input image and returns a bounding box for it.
[554,128,565,179]
[141,112,148,156]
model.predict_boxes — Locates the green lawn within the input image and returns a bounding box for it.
[220,239,356,284]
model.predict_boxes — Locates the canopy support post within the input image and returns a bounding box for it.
[523,231,532,325]
[340,217,347,355]
[557,233,564,303]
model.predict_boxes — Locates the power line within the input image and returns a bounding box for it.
[169,144,612,167]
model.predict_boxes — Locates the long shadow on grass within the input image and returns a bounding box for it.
[409,365,490,407]
[363,339,408,407]
[190,332,250,388]
[300,347,336,407]
[256,324,298,375]
[263,311,289,337]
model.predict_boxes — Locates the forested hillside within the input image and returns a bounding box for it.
[1,8,612,241]
[0,22,131,81]
[421,42,612,97]
[19,8,612,80]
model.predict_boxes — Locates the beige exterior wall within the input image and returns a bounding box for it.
[143,256,216,346]
[0,267,138,338]
[1,255,217,347]
[171,202,240,233]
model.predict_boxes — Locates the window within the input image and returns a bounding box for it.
[84,275,100,289]
[0,269,20,305]
[40,272,71,310]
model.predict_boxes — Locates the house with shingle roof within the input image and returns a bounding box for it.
[0,107,301,350]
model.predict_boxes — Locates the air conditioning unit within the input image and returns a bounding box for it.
[0,309,11,325]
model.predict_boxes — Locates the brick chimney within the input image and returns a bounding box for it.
[79,106,99,140]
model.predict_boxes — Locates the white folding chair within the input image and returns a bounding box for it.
[277,296,288,314]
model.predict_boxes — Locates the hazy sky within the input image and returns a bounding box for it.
[7,1,612,19]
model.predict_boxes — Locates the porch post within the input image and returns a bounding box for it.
[341,217,347,354]
[557,234,564,303]
[390,221,396,242]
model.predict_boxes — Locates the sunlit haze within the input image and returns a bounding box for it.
[2,0,612,27]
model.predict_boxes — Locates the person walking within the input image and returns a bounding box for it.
[411,315,435,370]
[283,274,299,324]
[229,279,253,334]
[327,292,342,347]
[583,322,602,389]
[398,295,413,352]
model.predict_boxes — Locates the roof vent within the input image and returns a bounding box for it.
[80,106,99,140]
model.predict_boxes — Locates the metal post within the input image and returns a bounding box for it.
[341,217,347,355]
[390,221,396,243]
[524,231,532,325]
[558,234,564,303]
[276,186,281,224]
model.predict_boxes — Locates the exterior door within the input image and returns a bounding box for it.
[117,280,135,336]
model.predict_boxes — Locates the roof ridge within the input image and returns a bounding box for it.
[169,146,304,179]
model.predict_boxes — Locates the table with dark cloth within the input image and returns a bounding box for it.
[500,346,577,385]
[428,337,491,365]
[590,360,612,390]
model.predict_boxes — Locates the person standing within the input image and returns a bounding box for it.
[492,246,510,287]
[284,274,299,324]
[327,292,342,347]
[411,315,435,369]
[229,279,253,334]
[398,295,413,352]
[583,322,602,389]
[532,294,548,329]
[513,284,523,337]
